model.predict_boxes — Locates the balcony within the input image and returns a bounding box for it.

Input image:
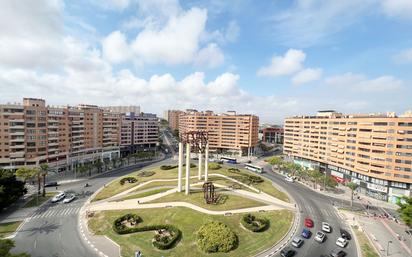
[9,151,25,158]
[10,144,25,149]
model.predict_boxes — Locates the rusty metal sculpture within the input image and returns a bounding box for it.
[180,131,208,153]
[203,182,218,204]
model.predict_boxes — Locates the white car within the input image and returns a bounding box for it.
[314,231,326,243]
[51,192,66,203]
[63,194,76,203]
[291,237,304,248]
[336,237,348,248]
[285,176,294,183]
[322,222,331,233]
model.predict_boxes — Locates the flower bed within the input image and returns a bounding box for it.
[240,214,269,232]
[119,177,137,185]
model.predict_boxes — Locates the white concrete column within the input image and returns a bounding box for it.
[198,151,202,180]
[204,143,209,182]
[185,143,191,195]
[178,142,183,192]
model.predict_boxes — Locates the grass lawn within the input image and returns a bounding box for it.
[353,226,379,257]
[23,192,56,208]
[147,190,265,211]
[88,208,293,257]
[0,221,22,238]
[120,188,171,201]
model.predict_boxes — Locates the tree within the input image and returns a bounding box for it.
[324,175,338,189]
[0,169,27,211]
[346,182,359,207]
[16,167,40,195]
[397,196,412,227]
[0,239,30,257]
[39,164,49,197]
[78,165,87,177]
[309,168,323,189]
[266,156,283,167]
[95,159,103,173]
[103,159,110,171]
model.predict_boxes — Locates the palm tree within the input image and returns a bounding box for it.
[347,182,359,208]
[39,164,49,197]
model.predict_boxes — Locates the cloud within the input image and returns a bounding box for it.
[257,49,306,77]
[194,43,225,68]
[89,0,132,11]
[292,68,323,85]
[325,73,403,92]
[393,48,412,64]
[381,0,412,20]
[102,31,131,63]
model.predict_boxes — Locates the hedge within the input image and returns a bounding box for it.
[138,171,155,177]
[197,221,238,253]
[208,163,221,170]
[240,214,269,232]
[119,177,138,185]
[228,168,240,173]
[160,165,178,170]
[113,214,181,250]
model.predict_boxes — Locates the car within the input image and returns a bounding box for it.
[51,192,66,203]
[335,237,348,248]
[302,228,312,239]
[44,181,58,187]
[63,194,76,203]
[305,218,314,228]
[406,229,412,236]
[285,176,294,183]
[322,222,331,233]
[291,237,304,248]
[329,248,346,257]
[339,228,351,240]
[280,247,296,257]
[314,231,326,243]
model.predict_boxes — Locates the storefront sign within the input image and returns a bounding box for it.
[367,183,387,193]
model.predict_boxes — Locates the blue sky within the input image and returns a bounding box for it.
[1,0,412,123]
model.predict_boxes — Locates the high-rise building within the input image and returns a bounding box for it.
[120,112,159,155]
[0,98,158,171]
[284,110,412,203]
[179,110,259,156]
[166,110,184,132]
[260,126,284,144]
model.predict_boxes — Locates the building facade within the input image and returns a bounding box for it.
[0,98,158,172]
[179,110,259,156]
[103,106,140,114]
[166,110,184,132]
[261,127,284,144]
[284,110,412,203]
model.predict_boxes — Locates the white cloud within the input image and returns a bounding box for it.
[292,68,323,85]
[257,49,306,77]
[90,0,132,11]
[393,48,412,63]
[195,43,225,68]
[102,31,131,63]
[381,0,412,20]
[325,73,403,92]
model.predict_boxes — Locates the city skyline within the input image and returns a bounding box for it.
[1,0,412,123]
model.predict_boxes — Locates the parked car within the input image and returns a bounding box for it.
[305,218,314,228]
[51,192,66,203]
[314,231,326,243]
[302,228,312,239]
[63,194,76,203]
[329,248,346,257]
[322,222,331,233]
[291,237,304,248]
[44,181,58,187]
[280,247,296,257]
[285,176,294,183]
[335,237,348,248]
[339,228,351,240]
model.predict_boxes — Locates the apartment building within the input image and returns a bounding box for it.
[284,110,412,203]
[103,106,140,114]
[166,110,184,131]
[260,126,284,144]
[178,110,259,156]
[0,98,158,171]
[120,112,159,155]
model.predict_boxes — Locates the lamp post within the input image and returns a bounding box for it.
[386,240,392,256]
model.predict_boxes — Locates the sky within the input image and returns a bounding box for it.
[1,0,412,123]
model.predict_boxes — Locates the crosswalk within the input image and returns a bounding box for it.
[30,206,81,220]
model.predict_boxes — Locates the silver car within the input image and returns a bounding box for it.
[51,192,66,203]
[63,194,76,203]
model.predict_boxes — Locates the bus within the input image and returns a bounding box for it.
[220,156,237,164]
[245,163,264,173]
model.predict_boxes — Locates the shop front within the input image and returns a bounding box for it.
[366,183,388,201]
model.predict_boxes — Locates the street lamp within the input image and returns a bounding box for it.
[386,240,392,256]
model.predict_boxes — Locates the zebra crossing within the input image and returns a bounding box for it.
[30,206,81,220]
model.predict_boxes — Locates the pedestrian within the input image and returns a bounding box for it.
[137,200,140,204]
[55,186,58,190]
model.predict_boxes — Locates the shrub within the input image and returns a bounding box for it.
[160,165,178,170]
[197,222,238,253]
[112,214,181,250]
[208,163,221,170]
[241,214,269,232]
[119,177,138,185]
[183,163,196,168]
[247,175,264,184]
[228,168,240,173]
[138,171,155,177]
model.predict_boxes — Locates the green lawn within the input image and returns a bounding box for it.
[147,190,265,211]
[120,188,171,201]
[0,221,22,238]
[88,208,293,257]
[353,226,379,257]
[23,192,56,208]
